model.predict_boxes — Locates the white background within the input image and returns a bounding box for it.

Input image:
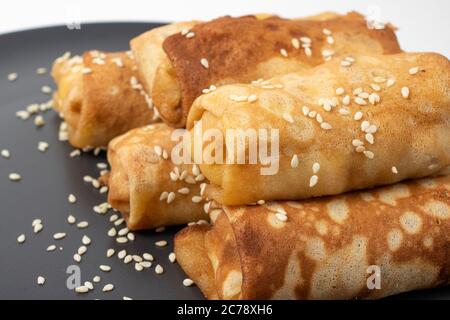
[0,0,449,56]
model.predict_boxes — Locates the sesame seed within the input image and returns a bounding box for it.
[73,254,81,263]
[368,93,380,105]
[34,115,45,127]
[312,162,320,174]
[16,110,30,120]
[370,84,381,91]
[291,38,300,49]
[8,72,18,81]
[304,47,312,57]
[82,235,91,245]
[93,276,101,283]
[46,245,56,252]
[302,106,310,116]
[186,31,195,38]
[132,255,143,263]
[392,166,399,174]
[339,108,350,115]
[335,87,344,95]
[37,276,45,285]
[366,125,377,134]
[36,67,47,75]
[247,94,258,102]
[275,212,287,222]
[1,149,10,158]
[200,58,209,69]
[68,194,77,204]
[75,286,89,293]
[192,196,202,203]
[17,234,26,244]
[401,86,410,99]
[77,221,88,229]
[154,145,162,156]
[320,122,332,130]
[354,97,367,106]
[316,113,323,123]
[363,150,375,159]
[81,67,92,74]
[300,36,312,44]
[102,284,114,292]
[128,233,135,242]
[280,48,288,57]
[283,113,294,123]
[135,263,144,272]
[106,249,115,258]
[41,86,52,94]
[341,60,352,67]
[309,175,318,187]
[365,133,374,144]
[114,218,124,226]
[342,95,350,105]
[155,264,164,275]
[53,233,66,240]
[84,281,94,290]
[361,120,370,132]
[141,261,152,268]
[123,255,133,264]
[183,278,194,287]
[155,240,167,247]
[355,146,366,153]
[290,154,299,168]
[118,250,127,260]
[99,186,108,194]
[321,49,334,58]
[353,111,363,121]
[107,228,117,237]
[322,28,332,35]
[167,192,176,204]
[386,79,396,87]
[326,36,334,44]
[142,253,153,261]
[373,76,386,83]
[181,28,189,36]
[9,173,21,181]
[109,214,118,222]
[33,223,43,234]
[116,237,128,244]
[168,252,176,263]
[178,187,190,195]
[99,265,111,272]
[78,246,87,255]
[37,141,49,152]
[358,92,369,99]
[69,149,80,158]
[409,67,419,75]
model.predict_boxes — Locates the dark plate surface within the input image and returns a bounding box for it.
[0,23,448,300]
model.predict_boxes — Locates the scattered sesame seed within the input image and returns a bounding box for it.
[76,221,88,229]
[365,133,374,144]
[186,31,195,38]
[8,72,18,81]
[354,97,367,106]
[127,233,135,241]
[335,87,344,95]
[140,261,152,268]
[46,245,56,252]
[353,111,363,121]
[309,175,318,187]
[280,48,288,57]
[283,113,294,123]
[352,139,364,147]
[155,240,167,247]
[118,250,127,260]
[116,237,128,244]
[290,154,299,168]
[99,265,111,272]
[339,108,350,115]
[109,214,118,222]
[17,234,26,244]
[36,67,47,75]
[247,94,258,102]
[132,255,143,263]
[73,254,81,263]
[304,47,312,57]
[341,60,352,67]
[392,166,399,174]
[1,149,10,158]
[342,95,350,105]
[82,235,91,245]
[78,246,87,255]
[355,146,366,153]
[320,122,332,130]
[93,276,101,283]
[41,86,52,94]
[9,173,21,181]
[84,281,94,290]
[200,58,209,69]
[275,212,288,222]
[291,38,300,49]
[75,286,89,293]
[69,149,81,158]
[168,252,176,263]
[167,192,176,204]
[401,86,410,99]
[102,284,114,292]
[123,296,133,300]
[368,93,380,105]
[312,162,320,174]
[373,76,386,83]
[68,194,77,204]
[326,36,335,44]
[124,255,133,264]
[191,196,202,203]
[300,36,312,44]
[155,264,164,275]
[135,263,144,272]
[363,150,375,159]
[118,227,129,236]
[81,67,92,74]
[409,67,419,75]
[386,79,396,87]
[53,232,66,240]
[114,218,124,226]
[33,223,43,234]
[143,253,154,261]
[370,84,381,91]
[37,141,49,152]
[322,28,332,35]
[183,278,194,287]
[178,187,190,195]
[67,215,76,224]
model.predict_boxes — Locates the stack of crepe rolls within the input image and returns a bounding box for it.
[131,12,401,127]
[175,175,450,299]
[107,123,210,230]
[52,50,158,148]
[187,52,450,205]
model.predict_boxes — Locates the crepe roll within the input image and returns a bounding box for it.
[52,50,158,148]
[107,123,209,230]
[186,52,450,205]
[175,175,450,300]
[132,12,401,127]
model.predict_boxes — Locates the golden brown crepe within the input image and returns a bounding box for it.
[175,175,450,300]
[131,12,401,127]
[107,123,209,230]
[186,52,450,205]
[52,51,158,148]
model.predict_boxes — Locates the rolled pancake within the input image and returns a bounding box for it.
[186,52,450,205]
[52,51,157,148]
[175,175,450,300]
[107,123,209,230]
[135,11,401,127]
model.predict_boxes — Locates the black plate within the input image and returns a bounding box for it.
[0,23,448,300]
